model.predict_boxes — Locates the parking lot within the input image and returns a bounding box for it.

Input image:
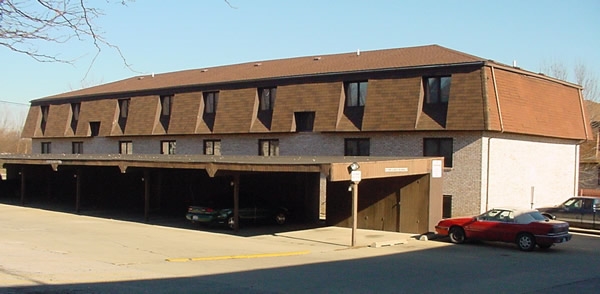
[2,203,600,293]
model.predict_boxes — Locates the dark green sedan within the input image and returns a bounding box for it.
[186,195,288,229]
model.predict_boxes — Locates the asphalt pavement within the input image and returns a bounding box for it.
[2,203,600,293]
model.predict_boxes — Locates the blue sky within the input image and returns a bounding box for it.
[1,0,599,113]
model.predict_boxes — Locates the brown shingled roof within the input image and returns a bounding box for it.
[35,44,487,102]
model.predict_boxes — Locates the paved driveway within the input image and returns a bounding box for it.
[2,204,600,293]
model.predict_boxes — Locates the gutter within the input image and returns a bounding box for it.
[485,65,504,211]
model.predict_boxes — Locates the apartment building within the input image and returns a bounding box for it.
[1,45,591,233]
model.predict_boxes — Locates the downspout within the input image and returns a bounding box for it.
[485,66,504,211]
[491,66,505,132]
[575,88,588,196]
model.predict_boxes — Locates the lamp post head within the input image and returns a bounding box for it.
[348,162,360,173]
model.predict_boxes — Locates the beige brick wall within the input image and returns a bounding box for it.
[482,133,578,211]
[31,131,579,217]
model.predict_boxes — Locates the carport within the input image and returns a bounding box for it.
[0,154,443,234]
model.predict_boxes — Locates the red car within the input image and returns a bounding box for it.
[435,208,572,251]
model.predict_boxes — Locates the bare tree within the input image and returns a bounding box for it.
[540,61,600,191]
[540,61,569,81]
[575,62,599,102]
[0,0,138,79]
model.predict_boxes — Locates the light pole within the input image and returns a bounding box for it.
[348,162,361,247]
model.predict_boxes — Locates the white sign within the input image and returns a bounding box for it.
[432,160,442,178]
[351,170,362,182]
[385,167,408,173]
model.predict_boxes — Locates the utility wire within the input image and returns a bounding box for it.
[0,100,29,106]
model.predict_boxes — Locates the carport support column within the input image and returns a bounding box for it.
[144,170,150,222]
[20,167,26,205]
[233,173,240,232]
[75,169,82,213]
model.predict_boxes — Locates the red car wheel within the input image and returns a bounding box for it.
[449,227,465,244]
[517,233,536,251]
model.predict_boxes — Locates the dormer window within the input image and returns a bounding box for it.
[40,105,49,133]
[204,91,219,114]
[71,103,80,132]
[160,95,172,116]
[160,95,173,131]
[425,76,451,104]
[259,87,276,111]
[344,81,367,107]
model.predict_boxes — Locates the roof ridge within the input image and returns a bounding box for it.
[34,45,491,102]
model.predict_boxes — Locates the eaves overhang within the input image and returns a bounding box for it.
[0,154,442,181]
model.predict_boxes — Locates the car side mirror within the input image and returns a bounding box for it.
[543,213,555,220]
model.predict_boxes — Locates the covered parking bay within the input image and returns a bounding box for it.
[0,154,443,234]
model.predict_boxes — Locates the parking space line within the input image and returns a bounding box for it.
[166,250,310,262]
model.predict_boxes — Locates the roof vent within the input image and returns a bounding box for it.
[201,69,208,72]
[313,56,321,61]
[138,76,144,80]
[151,72,155,78]
[357,49,360,56]
[513,60,517,67]
[254,63,262,67]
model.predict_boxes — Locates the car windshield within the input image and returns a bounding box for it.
[563,198,582,209]
[479,209,514,222]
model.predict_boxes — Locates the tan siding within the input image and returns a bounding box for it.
[446,70,485,129]
[21,106,41,138]
[75,99,119,137]
[43,104,70,137]
[362,78,421,131]
[213,89,256,133]
[168,92,204,134]
[494,68,587,139]
[415,113,445,130]
[271,83,341,132]
[125,96,159,135]
[249,90,269,133]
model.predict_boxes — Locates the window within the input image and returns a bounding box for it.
[118,99,130,118]
[259,139,279,156]
[161,140,176,154]
[344,138,370,156]
[425,76,451,104]
[71,103,80,132]
[204,140,221,155]
[118,99,130,132]
[41,142,51,154]
[345,81,368,107]
[72,142,83,154]
[160,95,173,130]
[294,112,315,132]
[259,87,276,111]
[89,122,101,137]
[160,95,172,116]
[423,138,453,167]
[443,195,452,218]
[204,91,219,114]
[119,141,133,154]
[40,105,49,132]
